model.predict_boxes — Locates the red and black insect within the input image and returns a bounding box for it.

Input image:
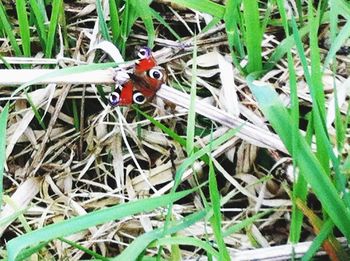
[109,47,166,106]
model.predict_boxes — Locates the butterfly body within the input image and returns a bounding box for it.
[109,47,166,107]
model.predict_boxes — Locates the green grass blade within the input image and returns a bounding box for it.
[174,128,239,189]
[133,0,155,48]
[167,0,225,18]
[224,0,245,74]
[156,236,219,258]
[323,20,350,70]
[301,219,334,261]
[7,188,198,260]
[0,103,9,207]
[29,0,48,49]
[0,2,22,56]
[16,0,31,57]
[45,0,62,58]
[113,210,207,261]
[208,159,230,260]
[58,237,109,261]
[96,0,111,41]
[186,42,197,155]
[72,99,79,131]
[25,92,46,130]
[242,0,262,72]
[150,8,181,41]
[265,25,309,71]
[223,210,271,236]
[247,77,350,241]
[109,0,120,44]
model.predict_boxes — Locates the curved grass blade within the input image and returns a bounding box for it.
[7,188,198,260]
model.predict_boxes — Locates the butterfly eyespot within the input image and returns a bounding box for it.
[108,92,120,106]
[133,92,146,104]
[137,47,151,59]
[148,68,163,80]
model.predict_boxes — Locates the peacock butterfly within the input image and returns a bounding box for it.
[109,47,166,106]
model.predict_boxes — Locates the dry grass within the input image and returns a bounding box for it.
[0,1,349,260]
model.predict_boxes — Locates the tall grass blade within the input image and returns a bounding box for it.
[109,0,120,44]
[0,2,22,56]
[242,0,262,72]
[208,159,230,260]
[16,0,31,57]
[29,0,48,49]
[96,0,111,41]
[0,103,9,207]
[186,41,197,155]
[45,0,62,58]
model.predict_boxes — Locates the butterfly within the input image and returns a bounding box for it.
[109,47,166,106]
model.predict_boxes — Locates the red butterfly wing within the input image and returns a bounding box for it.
[109,81,134,106]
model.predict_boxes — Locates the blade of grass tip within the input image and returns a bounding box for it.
[223,210,272,236]
[208,159,230,260]
[109,0,121,44]
[25,91,46,130]
[247,76,350,240]
[186,40,197,155]
[0,103,9,207]
[15,241,49,261]
[29,0,48,49]
[45,0,62,58]
[0,1,22,56]
[7,188,198,261]
[0,55,13,69]
[242,0,263,73]
[58,237,109,261]
[167,0,225,19]
[96,0,111,41]
[201,16,221,34]
[150,8,181,41]
[16,0,31,58]
[156,236,219,258]
[72,99,80,131]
